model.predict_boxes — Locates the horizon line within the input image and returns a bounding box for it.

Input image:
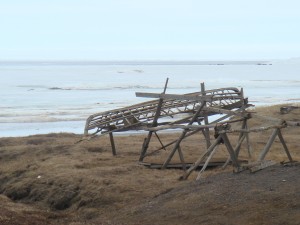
[0,59,273,66]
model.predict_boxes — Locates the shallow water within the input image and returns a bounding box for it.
[1,61,299,137]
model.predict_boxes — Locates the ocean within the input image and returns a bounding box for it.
[1,60,300,137]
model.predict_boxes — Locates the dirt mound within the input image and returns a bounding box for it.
[116,164,300,225]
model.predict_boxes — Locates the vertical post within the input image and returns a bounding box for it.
[221,133,240,169]
[201,83,211,148]
[235,119,247,157]
[177,145,187,172]
[139,78,169,162]
[109,132,117,156]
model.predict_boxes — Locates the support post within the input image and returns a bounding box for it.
[258,128,279,161]
[109,132,117,156]
[277,129,293,162]
[162,100,206,169]
[201,83,211,148]
[244,120,253,162]
[180,135,222,180]
[221,133,240,169]
[177,145,187,172]
[222,133,246,169]
[139,78,169,161]
[196,145,219,180]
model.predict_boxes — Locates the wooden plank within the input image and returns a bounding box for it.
[249,160,277,173]
[139,161,226,169]
[135,92,212,101]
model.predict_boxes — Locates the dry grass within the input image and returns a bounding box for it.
[0,104,299,225]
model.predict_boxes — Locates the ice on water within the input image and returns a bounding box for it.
[1,61,300,137]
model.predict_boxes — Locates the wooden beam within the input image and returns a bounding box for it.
[139,78,169,162]
[221,133,240,169]
[277,129,293,162]
[201,82,211,148]
[180,135,222,180]
[135,92,212,101]
[196,145,219,180]
[249,160,277,173]
[258,128,279,161]
[161,101,207,169]
[109,132,117,156]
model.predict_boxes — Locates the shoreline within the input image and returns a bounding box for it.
[1,102,299,138]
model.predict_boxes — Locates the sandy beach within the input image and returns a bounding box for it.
[0,104,299,225]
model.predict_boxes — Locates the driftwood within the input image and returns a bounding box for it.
[280,106,299,114]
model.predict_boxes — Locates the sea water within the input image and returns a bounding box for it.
[1,61,300,137]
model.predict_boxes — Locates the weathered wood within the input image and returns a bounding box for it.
[139,78,169,161]
[135,92,213,101]
[109,132,117,156]
[222,133,246,169]
[258,128,279,161]
[244,120,253,161]
[201,82,211,148]
[196,145,219,180]
[217,124,286,134]
[180,135,222,180]
[143,129,203,158]
[277,129,293,162]
[280,106,299,114]
[162,101,207,169]
[249,160,277,173]
[145,117,246,132]
[286,121,300,127]
[221,133,240,169]
[235,119,248,158]
[177,145,187,172]
[154,132,166,150]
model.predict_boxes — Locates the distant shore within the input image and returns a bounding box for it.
[0,60,272,66]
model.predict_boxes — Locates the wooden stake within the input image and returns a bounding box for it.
[178,145,187,172]
[201,82,211,148]
[139,78,169,161]
[109,132,117,156]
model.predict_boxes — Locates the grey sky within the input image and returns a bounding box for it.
[0,0,299,60]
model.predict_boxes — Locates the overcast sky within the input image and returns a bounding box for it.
[0,0,299,61]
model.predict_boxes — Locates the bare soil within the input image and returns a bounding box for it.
[0,104,299,225]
